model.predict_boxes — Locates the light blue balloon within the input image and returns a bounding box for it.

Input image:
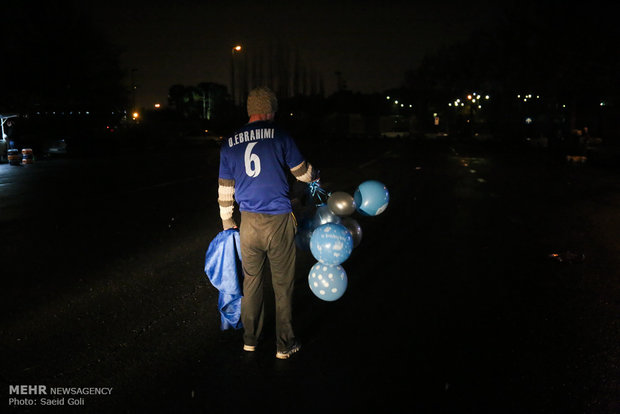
[353,180,390,216]
[310,223,353,265]
[308,262,348,301]
[312,204,341,228]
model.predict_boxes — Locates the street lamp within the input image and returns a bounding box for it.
[231,45,242,106]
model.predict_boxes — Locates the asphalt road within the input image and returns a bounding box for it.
[1,137,619,413]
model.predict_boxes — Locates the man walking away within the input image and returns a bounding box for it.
[217,87,316,359]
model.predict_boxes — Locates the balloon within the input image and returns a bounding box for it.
[295,218,315,251]
[310,223,353,265]
[308,262,348,301]
[312,204,341,228]
[340,216,362,248]
[327,191,357,216]
[353,180,389,216]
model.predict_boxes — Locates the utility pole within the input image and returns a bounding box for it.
[231,45,242,106]
[131,68,137,111]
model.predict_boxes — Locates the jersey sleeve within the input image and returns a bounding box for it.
[218,148,234,180]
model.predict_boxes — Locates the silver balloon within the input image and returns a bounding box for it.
[327,191,357,216]
[312,204,341,228]
[340,216,362,248]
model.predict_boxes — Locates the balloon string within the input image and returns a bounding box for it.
[308,180,330,206]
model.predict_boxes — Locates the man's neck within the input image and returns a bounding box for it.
[249,113,275,123]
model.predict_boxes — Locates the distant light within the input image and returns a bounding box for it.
[449,103,452,106]
[517,95,521,98]
[290,112,294,116]
[600,102,606,106]
[433,113,438,117]
[472,99,476,103]
[400,104,404,107]
[394,100,399,104]
[478,105,482,109]
[562,104,566,108]
[467,95,472,100]
[154,103,161,108]
[233,45,242,52]
[485,95,490,100]
[525,117,533,124]
[386,96,390,100]
[409,104,412,108]
[132,112,139,119]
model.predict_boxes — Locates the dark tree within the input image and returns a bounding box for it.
[1,2,127,114]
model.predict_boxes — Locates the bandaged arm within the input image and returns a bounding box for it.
[290,160,317,183]
[218,178,237,229]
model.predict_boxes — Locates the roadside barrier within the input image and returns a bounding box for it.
[8,149,21,165]
[22,148,34,165]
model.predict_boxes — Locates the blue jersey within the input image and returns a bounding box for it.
[219,121,306,215]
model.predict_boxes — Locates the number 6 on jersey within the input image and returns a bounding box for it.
[244,142,261,177]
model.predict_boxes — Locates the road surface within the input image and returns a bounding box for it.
[2,137,618,413]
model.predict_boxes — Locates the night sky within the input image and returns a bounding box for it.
[87,0,505,108]
[3,0,614,112]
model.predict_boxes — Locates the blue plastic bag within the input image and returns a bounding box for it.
[204,229,243,330]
